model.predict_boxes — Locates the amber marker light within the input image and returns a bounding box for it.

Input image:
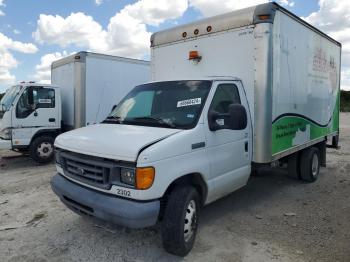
[136,167,155,190]
[258,14,270,20]
[189,50,202,61]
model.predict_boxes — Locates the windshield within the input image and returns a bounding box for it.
[105,80,212,129]
[0,85,21,112]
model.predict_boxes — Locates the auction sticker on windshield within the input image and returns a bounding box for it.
[177,98,201,107]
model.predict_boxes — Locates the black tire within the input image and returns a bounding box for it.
[29,136,55,163]
[161,186,200,257]
[300,147,320,182]
[287,152,301,180]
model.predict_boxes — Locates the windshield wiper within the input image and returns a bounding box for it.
[102,115,123,124]
[130,116,176,128]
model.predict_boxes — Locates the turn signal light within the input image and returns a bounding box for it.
[136,167,155,190]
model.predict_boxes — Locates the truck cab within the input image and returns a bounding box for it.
[0,83,61,162]
[52,78,252,255]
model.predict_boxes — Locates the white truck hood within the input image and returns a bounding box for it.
[55,124,181,162]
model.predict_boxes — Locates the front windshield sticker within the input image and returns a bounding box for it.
[187,113,195,118]
[177,98,201,107]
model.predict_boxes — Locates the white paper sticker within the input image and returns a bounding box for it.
[177,98,201,107]
[38,99,51,104]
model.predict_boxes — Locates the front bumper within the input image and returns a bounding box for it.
[51,174,160,228]
[0,138,11,150]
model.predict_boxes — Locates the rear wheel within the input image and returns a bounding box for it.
[161,185,200,257]
[29,136,55,163]
[300,147,320,182]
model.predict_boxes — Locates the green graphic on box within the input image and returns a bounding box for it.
[271,92,339,155]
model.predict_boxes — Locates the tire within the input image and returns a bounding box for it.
[300,147,320,183]
[287,152,301,180]
[29,136,55,163]
[161,186,200,257]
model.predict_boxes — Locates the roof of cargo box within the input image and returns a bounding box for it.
[51,51,150,69]
[151,2,341,47]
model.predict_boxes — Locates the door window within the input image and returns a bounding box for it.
[16,87,55,118]
[209,84,241,113]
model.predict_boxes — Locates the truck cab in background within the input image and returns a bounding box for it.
[0,52,151,163]
[0,83,61,162]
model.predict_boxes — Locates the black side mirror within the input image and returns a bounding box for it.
[208,104,247,131]
[111,104,117,112]
[228,104,247,130]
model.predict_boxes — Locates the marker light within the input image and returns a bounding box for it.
[189,51,202,62]
[136,167,155,190]
[182,32,187,38]
[258,14,270,20]
[206,25,212,32]
[194,29,199,35]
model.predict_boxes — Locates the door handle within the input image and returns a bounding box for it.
[49,118,56,122]
[245,141,248,152]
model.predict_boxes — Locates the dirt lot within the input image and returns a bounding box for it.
[0,114,349,262]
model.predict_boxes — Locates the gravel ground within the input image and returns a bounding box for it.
[0,113,349,262]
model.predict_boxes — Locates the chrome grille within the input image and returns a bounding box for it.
[60,151,115,190]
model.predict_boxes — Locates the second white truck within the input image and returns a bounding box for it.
[0,52,150,162]
[51,3,341,256]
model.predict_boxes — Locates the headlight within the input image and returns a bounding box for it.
[0,128,12,140]
[120,166,155,189]
[120,168,136,186]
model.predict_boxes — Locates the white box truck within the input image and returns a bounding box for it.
[0,52,150,162]
[51,3,341,256]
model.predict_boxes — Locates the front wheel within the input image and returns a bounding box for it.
[29,136,55,163]
[161,186,200,257]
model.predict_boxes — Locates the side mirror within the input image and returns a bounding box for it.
[111,104,117,112]
[208,104,247,131]
[228,104,247,130]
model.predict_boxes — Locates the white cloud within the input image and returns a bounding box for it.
[33,0,188,59]
[279,0,295,7]
[189,0,267,17]
[304,0,350,90]
[122,0,188,26]
[95,0,103,6]
[0,0,5,16]
[33,52,68,83]
[0,32,38,88]
[13,29,21,34]
[33,13,108,51]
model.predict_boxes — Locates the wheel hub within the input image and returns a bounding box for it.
[184,200,197,242]
[37,142,53,158]
[311,153,319,177]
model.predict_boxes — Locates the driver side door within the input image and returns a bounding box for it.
[11,86,57,146]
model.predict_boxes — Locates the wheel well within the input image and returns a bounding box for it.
[30,129,60,145]
[158,173,207,221]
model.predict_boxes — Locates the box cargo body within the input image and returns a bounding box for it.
[51,52,150,130]
[151,3,341,163]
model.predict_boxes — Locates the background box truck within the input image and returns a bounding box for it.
[51,3,341,256]
[0,52,150,162]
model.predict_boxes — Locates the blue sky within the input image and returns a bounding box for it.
[0,0,348,92]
